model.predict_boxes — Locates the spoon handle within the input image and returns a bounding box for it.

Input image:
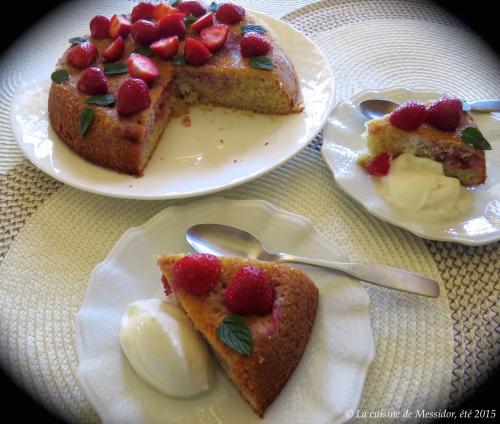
[276,254,440,298]
[468,99,500,112]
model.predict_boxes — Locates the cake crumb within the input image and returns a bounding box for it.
[129,185,133,188]
[219,139,224,144]
[265,142,269,146]
[160,157,164,160]
[182,115,191,127]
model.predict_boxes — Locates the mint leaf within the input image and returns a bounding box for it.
[241,24,266,36]
[172,55,187,66]
[51,69,69,84]
[69,36,87,46]
[216,316,253,356]
[86,94,116,107]
[132,46,154,57]
[103,62,128,75]
[461,127,492,150]
[168,0,180,6]
[208,2,219,12]
[249,56,273,71]
[185,14,197,25]
[80,107,95,136]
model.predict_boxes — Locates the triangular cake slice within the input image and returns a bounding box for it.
[157,254,318,416]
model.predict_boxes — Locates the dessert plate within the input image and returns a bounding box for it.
[322,87,500,245]
[10,10,334,200]
[76,198,374,424]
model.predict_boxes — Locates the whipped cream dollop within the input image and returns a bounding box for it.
[119,298,213,398]
[376,153,473,220]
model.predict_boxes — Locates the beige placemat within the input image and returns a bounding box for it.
[0,0,497,422]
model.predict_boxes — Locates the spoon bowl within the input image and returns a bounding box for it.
[186,223,440,298]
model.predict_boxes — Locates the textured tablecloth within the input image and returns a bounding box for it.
[0,0,498,422]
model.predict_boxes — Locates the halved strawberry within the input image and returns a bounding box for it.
[200,24,229,52]
[158,13,187,38]
[117,78,151,116]
[215,3,245,24]
[67,41,97,69]
[150,36,179,59]
[131,2,155,22]
[127,53,160,85]
[131,19,161,45]
[240,32,271,57]
[109,15,132,38]
[152,3,178,20]
[177,1,207,17]
[191,12,214,33]
[90,15,110,39]
[184,37,211,66]
[102,36,125,62]
[77,67,108,95]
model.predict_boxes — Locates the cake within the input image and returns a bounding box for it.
[157,253,318,417]
[361,97,490,185]
[48,1,303,176]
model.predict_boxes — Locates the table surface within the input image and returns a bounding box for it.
[0,0,498,422]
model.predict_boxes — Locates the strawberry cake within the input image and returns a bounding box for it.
[157,253,318,417]
[361,97,491,185]
[48,1,303,176]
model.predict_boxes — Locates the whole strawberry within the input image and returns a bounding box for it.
[240,33,271,57]
[425,96,463,132]
[225,266,274,315]
[90,16,110,39]
[173,254,221,296]
[77,67,108,95]
[216,3,245,24]
[388,101,426,131]
[67,41,97,69]
[116,78,151,117]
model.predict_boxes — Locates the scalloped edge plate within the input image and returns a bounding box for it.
[321,87,500,245]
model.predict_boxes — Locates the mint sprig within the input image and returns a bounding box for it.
[216,316,253,356]
[208,2,219,12]
[131,46,154,57]
[80,107,95,136]
[103,62,128,75]
[172,55,187,66]
[461,127,492,150]
[51,69,70,84]
[249,56,273,71]
[185,14,197,25]
[86,94,116,107]
[241,24,266,36]
[69,36,87,46]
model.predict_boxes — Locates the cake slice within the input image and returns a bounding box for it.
[157,253,318,417]
[361,97,489,185]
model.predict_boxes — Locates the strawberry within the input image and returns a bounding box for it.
[109,15,132,38]
[367,152,392,176]
[90,15,110,39]
[127,53,160,85]
[184,37,211,65]
[153,3,178,20]
[67,41,97,69]
[173,254,221,296]
[131,2,155,22]
[102,36,125,61]
[389,101,426,131]
[191,12,214,33]
[161,274,172,296]
[131,19,161,45]
[240,32,271,57]
[177,1,207,17]
[215,3,245,24]
[159,13,187,38]
[200,24,229,52]
[225,266,274,315]
[77,67,108,95]
[150,36,179,59]
[116,78,151,116]
[425,96,463,132]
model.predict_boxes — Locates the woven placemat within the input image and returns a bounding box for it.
[0,0,497,422]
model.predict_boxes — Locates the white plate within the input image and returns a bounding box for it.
[76,198,374,424]
[322,87,500,245]
[10,11,334,200]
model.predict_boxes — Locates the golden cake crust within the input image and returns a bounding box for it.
[157,255,318,417]
[48,12,302,175]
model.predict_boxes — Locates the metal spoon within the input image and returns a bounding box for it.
[359,98,500,119]
[186,224,440,298]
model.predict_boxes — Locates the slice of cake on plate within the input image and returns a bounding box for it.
[157,253,318,417]
[360,96,491,185]
[48,1,303,176]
